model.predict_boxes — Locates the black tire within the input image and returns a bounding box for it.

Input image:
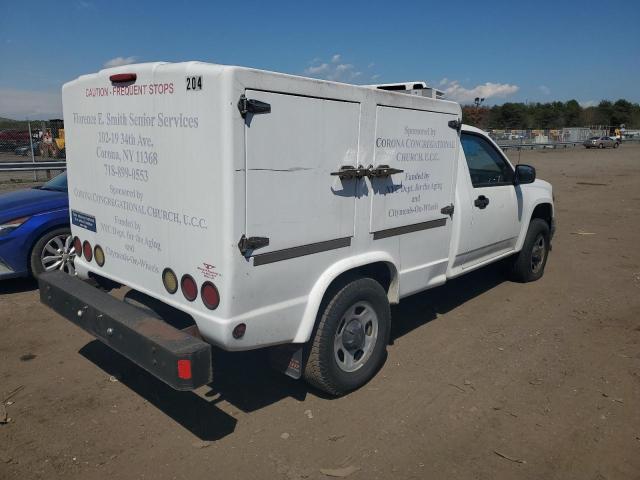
[304,277,391,396]
[29,227,74,277]
[509,219,550,283]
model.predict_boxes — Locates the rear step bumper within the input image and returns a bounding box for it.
[38,271,212,391]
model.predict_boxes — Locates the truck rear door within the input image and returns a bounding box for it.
[243,90,360,262]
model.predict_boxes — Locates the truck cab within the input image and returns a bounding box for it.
[39,62,554,396]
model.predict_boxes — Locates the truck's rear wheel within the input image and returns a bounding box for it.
[509,218,550,282]
[304,277,391,396]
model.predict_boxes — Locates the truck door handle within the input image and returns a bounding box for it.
[367,165,404,178]
[330,165,368,179]
[474,195,490,209]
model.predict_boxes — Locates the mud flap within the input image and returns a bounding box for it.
[268,343,304,379]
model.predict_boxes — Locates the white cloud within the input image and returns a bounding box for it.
[103,56,138,68]
[579,100,597,108]
[538,85,551,95]
[304,55,378,83]
[0,88,62,119]
[439,79,519,103]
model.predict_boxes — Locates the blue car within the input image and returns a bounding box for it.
[0,172,74,279]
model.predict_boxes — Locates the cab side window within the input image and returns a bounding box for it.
[461,133,514,188]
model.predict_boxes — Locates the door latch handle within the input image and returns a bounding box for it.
[367,165,404,178]
[330,165,368,179]
[474,195,490,209]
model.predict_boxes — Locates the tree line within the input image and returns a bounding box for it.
[462,99,640,130]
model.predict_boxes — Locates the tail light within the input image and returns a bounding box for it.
[162,268,178,294]
[177,359,192,379]
[232,323,246,339]
[73,237,82,257]
[201,282,220,310]
[180,275,198,301]
[94,245,105,267]
[82,240,93,262]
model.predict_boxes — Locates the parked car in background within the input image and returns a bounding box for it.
[14,140,41,156]
[583,136,619,149]
[0,172,73,279]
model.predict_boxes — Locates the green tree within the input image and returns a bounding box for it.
[611,99,633,126]
[564,100,582,127]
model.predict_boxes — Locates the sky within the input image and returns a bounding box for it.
[1,0,638,119]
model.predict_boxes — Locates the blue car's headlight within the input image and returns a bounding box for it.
[0,216,30,236]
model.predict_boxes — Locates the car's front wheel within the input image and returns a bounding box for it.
[509,219,550,283]
[30,227,76,277]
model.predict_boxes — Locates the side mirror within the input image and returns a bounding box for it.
[514,164,536,185]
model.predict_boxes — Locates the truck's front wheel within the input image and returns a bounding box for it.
[510,218,550,282]
[304,277,391,396]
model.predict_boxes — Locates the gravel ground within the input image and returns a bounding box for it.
[1,144,639,480]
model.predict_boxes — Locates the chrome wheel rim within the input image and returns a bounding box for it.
[530,234,546,274]
[41,233,76,274]
[333,301,378,373]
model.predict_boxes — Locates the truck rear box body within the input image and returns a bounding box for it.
[62,62,461,351]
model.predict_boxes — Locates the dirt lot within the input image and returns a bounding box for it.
[1,145,639,480]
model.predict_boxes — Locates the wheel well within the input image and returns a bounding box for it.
[323,261,397,306]
[531,203,552,228]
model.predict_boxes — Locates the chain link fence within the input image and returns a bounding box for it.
[0,120,66,185]
[489,126,640,149]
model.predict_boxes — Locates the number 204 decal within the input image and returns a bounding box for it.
[186,75,202,91]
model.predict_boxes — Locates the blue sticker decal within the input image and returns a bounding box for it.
[71,210,97,232]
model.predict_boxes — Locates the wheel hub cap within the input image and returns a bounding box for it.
[342,320,365,351]
[333,301,379,373]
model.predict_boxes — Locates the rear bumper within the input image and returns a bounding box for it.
[38,271,212,391]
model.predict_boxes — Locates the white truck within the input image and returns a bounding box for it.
[39,62,555,396]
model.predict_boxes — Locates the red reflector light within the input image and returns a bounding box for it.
[73,237,82,257]
[82,240,93,262]
[181,275,197,301]
[109,73,137,83]
[201,282,220,310]
[232,323,246,339]
[177,359,192,379]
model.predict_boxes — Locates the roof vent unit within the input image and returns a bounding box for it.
[367,81,444,99]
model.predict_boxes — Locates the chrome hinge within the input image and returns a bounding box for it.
[330,165,369,180]
[367,164,404,178]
